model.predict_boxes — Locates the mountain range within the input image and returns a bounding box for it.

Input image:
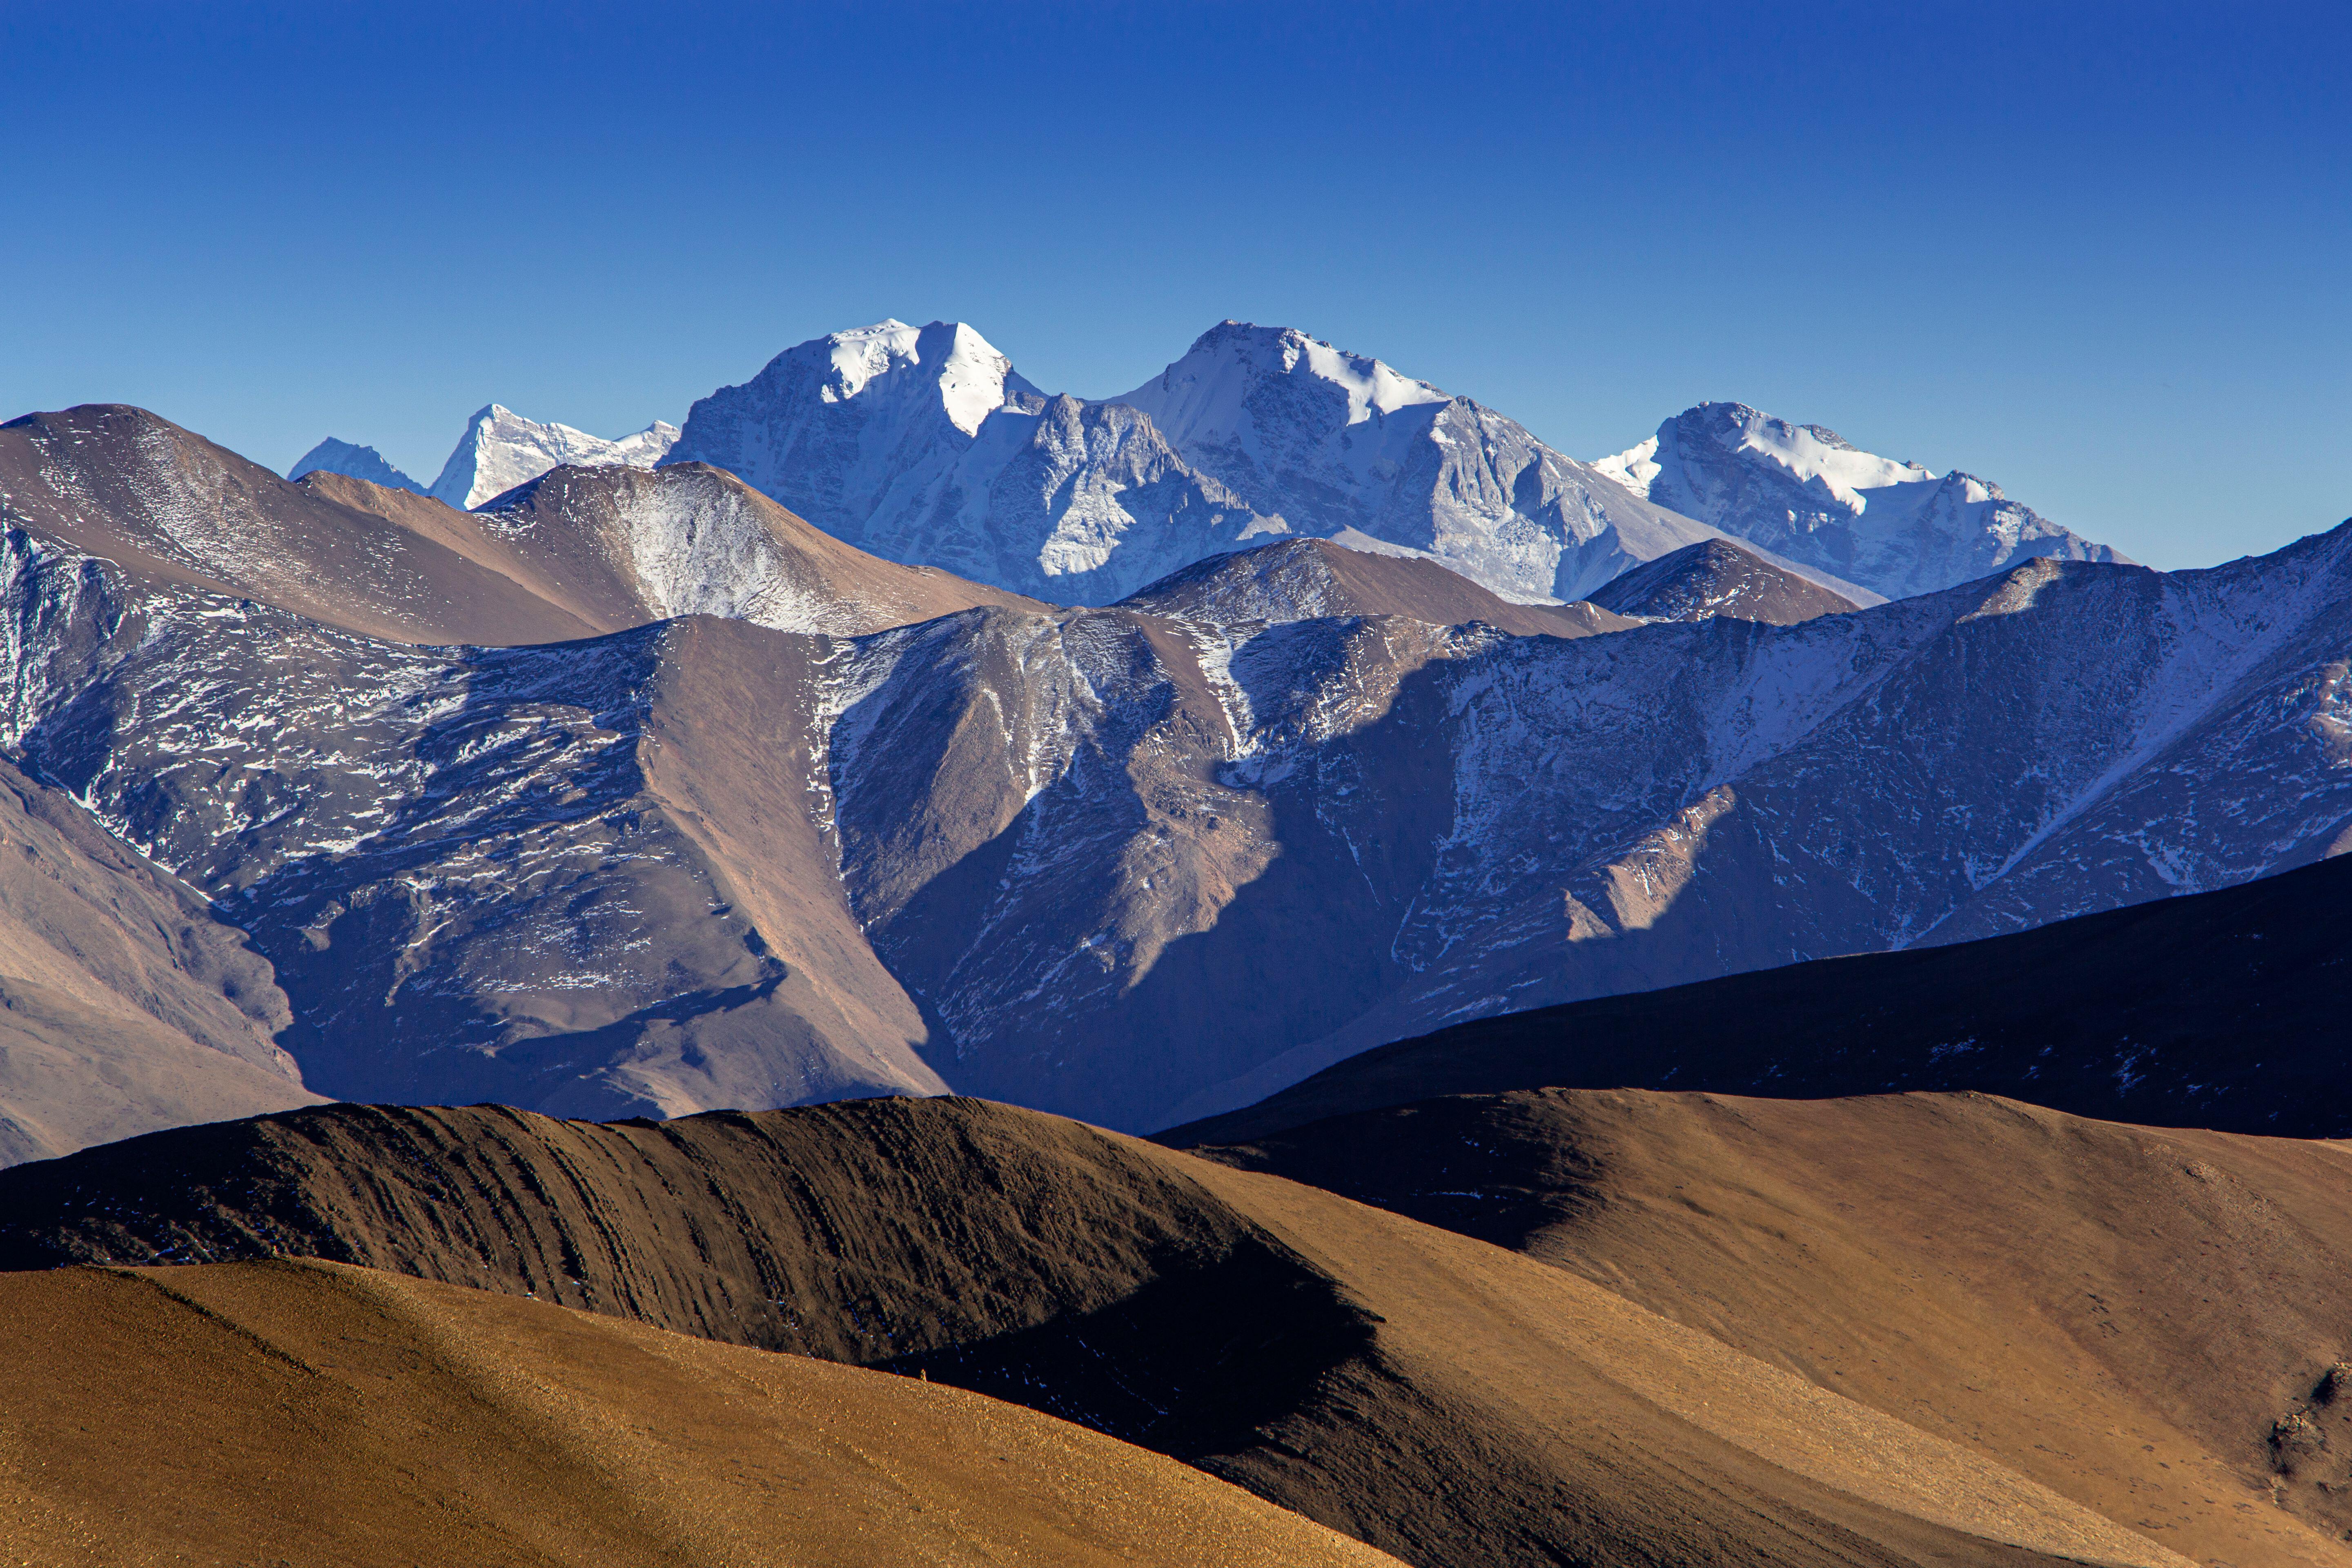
[292,317,2117,614]
[1596,401,2128,601]
[292,403,680,510]
[0,390,2344,1146]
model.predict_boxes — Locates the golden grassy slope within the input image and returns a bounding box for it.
[0,1258,1403,1568]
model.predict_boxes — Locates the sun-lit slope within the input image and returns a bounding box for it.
[0,404,603,645]
[314,461,1047,636]
[1191,1088,2352,1568]
[0,756,316,1165]
[0,1096,2190,1568]
[0,1258,1402,1568]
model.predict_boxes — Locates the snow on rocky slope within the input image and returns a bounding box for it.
[670,319,1874,610]
[287,438,426,494]
[1595,403,2127,601]
[666,320,1283,603]
[1116,322,1797,603]
[429,405,680,509]
[1587,538,1860,625]
[0,404,1024,646]
[0,528,947,1121]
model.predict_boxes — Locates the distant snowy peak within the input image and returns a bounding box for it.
[813,318,1037,435]
[1111,321,1756,602]
[666,320,1275,602]
[1596,402,2127,601]
[430,405,681,510]
[287,438,425,495]
[1117,321,1449,450]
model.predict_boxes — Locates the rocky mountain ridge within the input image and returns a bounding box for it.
[1596,401,2128,601]
[290,404,681,510]
[667,318,1876,606]
[0,399,2343,1148]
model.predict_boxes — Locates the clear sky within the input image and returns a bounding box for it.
[3,1,2344,570]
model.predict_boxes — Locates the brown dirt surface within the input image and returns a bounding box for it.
[0,1257,1405,1568]
[1192,1087,2352,1568]
[0,405,604,645]
[0,756,316,1164]
[0,1095,2195,1568]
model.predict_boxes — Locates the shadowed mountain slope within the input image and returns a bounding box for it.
[1189,1089,2352,1568]
[1165,849,2352,1147]
[1118,536,1640,637]
[0,1258,1401,1568]
[1589,537,1863,624]
[0,754,315,1164]
[0,1095,2183,1568]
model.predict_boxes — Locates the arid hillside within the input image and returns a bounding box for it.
[0,1094,2248,1568]
[1189,1088,2352,1568]
[0,1257,1402,1568]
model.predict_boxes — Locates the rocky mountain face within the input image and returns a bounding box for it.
[0,405,1023,646]
[1117,322,1831,604]
[668,318,1872,607]
[1595,401,2127,601]
[666,320,1285,603]
[1586,537,1860,624]
[427,404,680,509]
[1116,537,1638,638]
[287,437,425,494]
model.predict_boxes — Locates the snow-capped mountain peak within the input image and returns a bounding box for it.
[814,319,1030,436]
[671,318,1855,608]
[1120,321,1450,450]
[1596,401,2125,600]
[286,438,428,495]
[429,405,681,510]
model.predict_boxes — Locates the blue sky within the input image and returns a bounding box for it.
[3,1,2344,569]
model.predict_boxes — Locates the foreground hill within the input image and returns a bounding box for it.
[1167,848,2352,1146]
[0,1096,2177,1568]
[0,1258,1398,1568]
[1188,1088,2352,1568]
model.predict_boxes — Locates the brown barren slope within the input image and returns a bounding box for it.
[311,462,1046,635]
[0,757,316,1164]
[0,405,602,644]
[0,1096,2192,1568]
[0,1258,1402,1568]
[1193,1089,2352,1568]
[0,403,1033,649]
